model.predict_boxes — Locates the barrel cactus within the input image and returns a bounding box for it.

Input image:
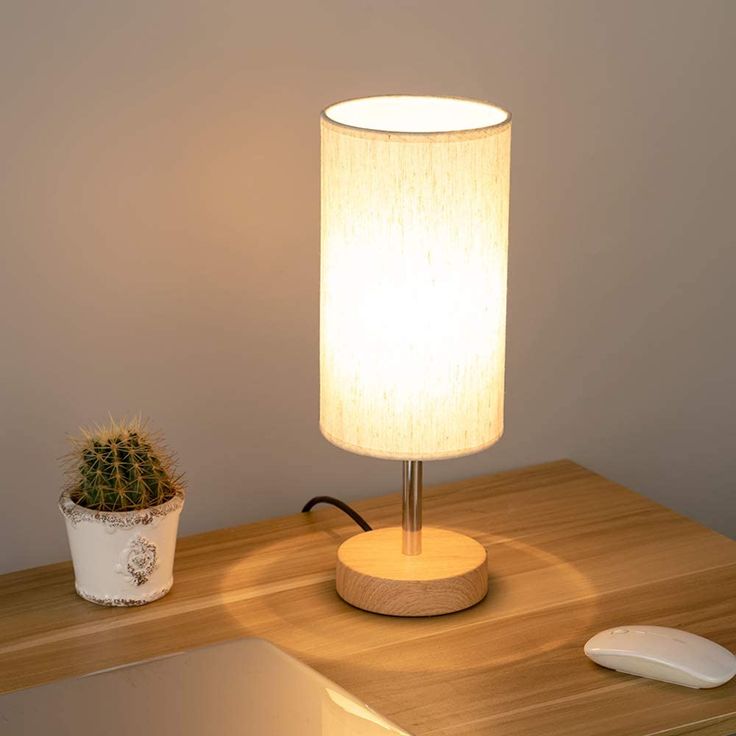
[65,418,183,512]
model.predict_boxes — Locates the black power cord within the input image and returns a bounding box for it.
[301,496,373,532]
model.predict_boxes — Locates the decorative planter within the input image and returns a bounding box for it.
[59,490,184,606]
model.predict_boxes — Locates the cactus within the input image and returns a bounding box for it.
[65,417,183,512]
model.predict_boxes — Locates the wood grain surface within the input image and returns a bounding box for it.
[336,526,488,615]
[1,460,734,735]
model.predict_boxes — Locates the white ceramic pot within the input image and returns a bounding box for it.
[59,491,184,606]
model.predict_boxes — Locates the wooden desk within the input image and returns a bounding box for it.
[1,460,734,735]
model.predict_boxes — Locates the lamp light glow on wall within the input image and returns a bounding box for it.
[320,95,511,616]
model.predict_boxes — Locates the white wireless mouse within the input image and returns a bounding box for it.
[584,625,736,689]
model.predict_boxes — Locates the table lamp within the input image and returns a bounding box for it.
[320,95,511,616]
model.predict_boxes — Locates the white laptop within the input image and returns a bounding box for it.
[0,637,411,735]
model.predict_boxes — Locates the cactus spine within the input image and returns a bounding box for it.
[66,418,183,512]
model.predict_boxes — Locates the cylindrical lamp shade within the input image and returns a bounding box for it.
[320,95,511,461]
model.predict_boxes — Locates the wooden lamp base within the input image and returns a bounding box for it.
[336,527,488,616]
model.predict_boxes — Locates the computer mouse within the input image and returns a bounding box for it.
[584,625,736,689]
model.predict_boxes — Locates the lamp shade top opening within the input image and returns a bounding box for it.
[322,95,510,135]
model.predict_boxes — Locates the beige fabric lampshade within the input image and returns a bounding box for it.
[320,95,511,461]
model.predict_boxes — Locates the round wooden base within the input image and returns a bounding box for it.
[336,527,488,616]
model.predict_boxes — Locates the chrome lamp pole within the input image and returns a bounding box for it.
[402,461,422,555]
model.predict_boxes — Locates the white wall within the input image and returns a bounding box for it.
[1,0,734,573]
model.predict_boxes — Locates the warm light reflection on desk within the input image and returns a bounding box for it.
[218,531,598,675]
